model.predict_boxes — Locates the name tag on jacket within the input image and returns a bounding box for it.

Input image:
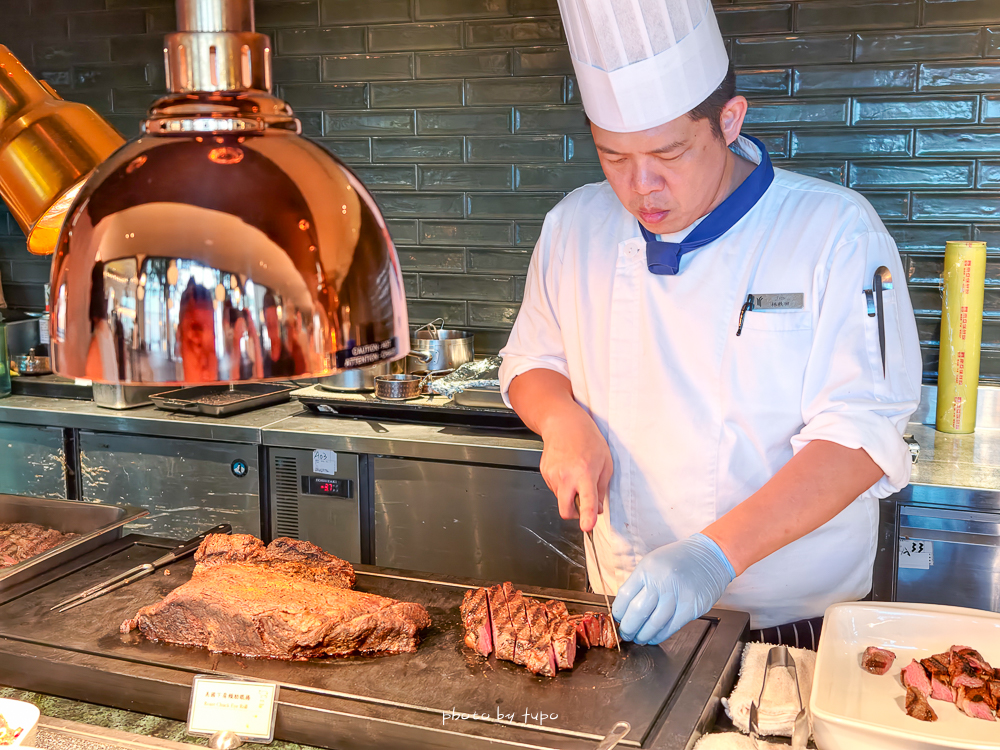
[751,293,804,310]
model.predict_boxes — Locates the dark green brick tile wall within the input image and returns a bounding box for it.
[3,0,1000,372]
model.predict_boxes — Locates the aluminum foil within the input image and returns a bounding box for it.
[428,357,501,399]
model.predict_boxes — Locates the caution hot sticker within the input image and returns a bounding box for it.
[335,337,398,369]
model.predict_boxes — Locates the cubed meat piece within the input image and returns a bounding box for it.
[950,651,987,689]
[905,686,938,722]
[929,678,956,703]
[989,681,1000,710]
[921,653,951,679]
[956,685,997,721]
[862,646,897,675]
[902,660,932,697]
[460,588,493,657]
[951,645,993,673]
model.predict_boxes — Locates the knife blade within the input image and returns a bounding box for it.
[52,523,232,612]
[574,495,621,651]
[585,530,621,651]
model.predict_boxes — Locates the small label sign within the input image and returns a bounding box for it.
[187,676,279,743]
[898,538,933,570]
[312,449,337,476]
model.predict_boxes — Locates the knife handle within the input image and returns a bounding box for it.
[152,523,233,566]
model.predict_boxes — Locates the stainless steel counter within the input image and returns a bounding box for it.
[908,422,1000,490]
[0,395,544,466]
[0,395,304,444]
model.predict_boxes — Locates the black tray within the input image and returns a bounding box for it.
[10,374,93,400]
[150,383,294,416]
[299,392,526,429]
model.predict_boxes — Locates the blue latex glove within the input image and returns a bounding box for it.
[611,533,735,645]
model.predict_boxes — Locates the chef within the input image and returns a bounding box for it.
[499,0,922,647]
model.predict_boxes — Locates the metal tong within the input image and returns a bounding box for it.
[52,523,232,613]
[575,496,621,651]
[595,721,630,750]
[749,646,809,750]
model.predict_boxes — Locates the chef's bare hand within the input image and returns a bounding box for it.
[612,534,735,645]
[507,369,612,533]
[539,404,613,533]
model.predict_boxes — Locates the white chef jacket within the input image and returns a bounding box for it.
[499,136,922,629]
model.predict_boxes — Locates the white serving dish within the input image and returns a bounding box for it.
[0,698,39,746]
[811,601,1000,750]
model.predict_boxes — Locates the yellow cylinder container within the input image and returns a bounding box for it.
[936,240,987,433]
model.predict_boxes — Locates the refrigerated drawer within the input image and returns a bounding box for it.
[267,448,362,564]
[79,431,259,539]
[896,505,1000,613]
[373,457,586,591]
[0,423,66,499]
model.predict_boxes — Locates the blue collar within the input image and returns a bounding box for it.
[639,134,774,276]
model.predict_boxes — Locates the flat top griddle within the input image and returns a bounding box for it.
[0,540,714,747]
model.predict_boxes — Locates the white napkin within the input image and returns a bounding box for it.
[723,642,815,737]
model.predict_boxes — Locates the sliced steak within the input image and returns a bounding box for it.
[550,618,577,670]
[905,686,938,722]
[510,591,536,667]
[956,685,996,721]
[862,646,897,675]
[921,653,955,700]
[121,554,429,659]
[902,660,932,697]
[543,600,569,620]
[566,615,590,648]
[488,582,517,662]
[460,588,492,657]
[522,633,557,677]
[598,613,620,649]
[460,582,621,677]
[0,522,76,568]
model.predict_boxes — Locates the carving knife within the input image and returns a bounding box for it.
[575,495,621,651]
[52,523,232,612]
[585,529,622,651]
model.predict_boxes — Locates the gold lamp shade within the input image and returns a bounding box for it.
[0,46,125,255]
[48,0,410,384]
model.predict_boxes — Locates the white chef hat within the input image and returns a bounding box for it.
[558,0,729,133]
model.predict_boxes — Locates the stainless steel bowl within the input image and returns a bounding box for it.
[11,348,51,375]
[374,374,424,401]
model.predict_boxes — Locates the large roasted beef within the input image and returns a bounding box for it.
[121,534,430,660]
[461,581,618,677]
[0,522,76,568]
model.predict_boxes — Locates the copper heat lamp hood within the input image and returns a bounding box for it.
[48,0,409,384]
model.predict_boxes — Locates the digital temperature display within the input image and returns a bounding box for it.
[302,476,352,498]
